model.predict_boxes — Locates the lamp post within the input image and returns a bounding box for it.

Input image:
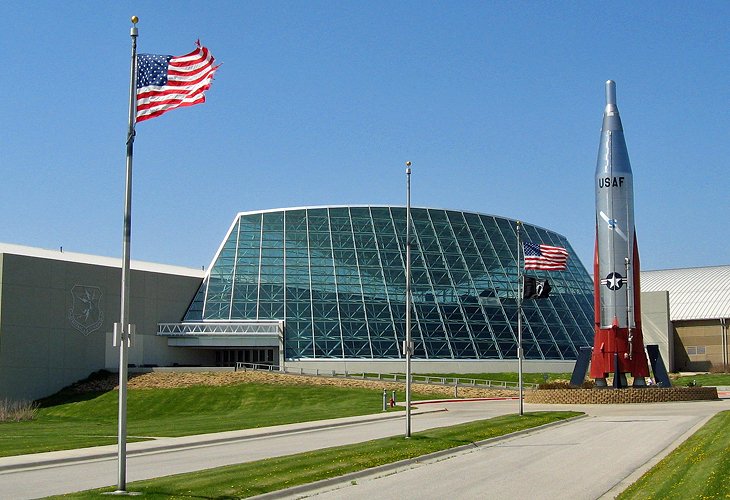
[405,161,412,438]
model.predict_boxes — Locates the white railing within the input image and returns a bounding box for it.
[158,321,284,336]
[234,362,536,390]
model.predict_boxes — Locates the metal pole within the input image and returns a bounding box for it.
[405,161,412,438]
[719,319,724,369]
[516,221,523,416]
[116,15,138,493]
[625,257,633,360]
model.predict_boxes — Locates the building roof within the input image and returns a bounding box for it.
[641,266,730,321]
[0,243,205,278]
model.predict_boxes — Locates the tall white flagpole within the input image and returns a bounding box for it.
[115,15,138,494]
[516,221,524,416]
[405,161,412,438]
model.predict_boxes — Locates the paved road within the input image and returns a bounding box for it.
[284,399,729,500]
[0,402,513,499]
[0,398,726,499]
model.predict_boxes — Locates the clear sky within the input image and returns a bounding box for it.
[2,1,728,273]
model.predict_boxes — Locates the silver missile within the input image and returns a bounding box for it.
[595,80,636,330]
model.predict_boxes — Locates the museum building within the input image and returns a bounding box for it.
[168,206,595,364]
[1,205,596,400]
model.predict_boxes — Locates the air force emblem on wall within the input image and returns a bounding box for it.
[68,285,104,335]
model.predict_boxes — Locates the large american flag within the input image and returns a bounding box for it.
[136,41,218,122]
[523,242,569,271]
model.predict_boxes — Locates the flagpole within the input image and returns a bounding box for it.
[516,221,524,416]
[404,161,412,438]
[116,15,138,494]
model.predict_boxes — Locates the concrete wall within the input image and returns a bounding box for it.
[0,252,207,401]
[641,291,674,372]
[101,270,213,371]
[673,319,727,371]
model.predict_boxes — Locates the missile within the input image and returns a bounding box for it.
[590,80,650,387]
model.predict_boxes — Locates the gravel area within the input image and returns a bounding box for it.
[65,370,518,400]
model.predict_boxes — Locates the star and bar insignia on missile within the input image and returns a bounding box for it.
[601,272,624,290]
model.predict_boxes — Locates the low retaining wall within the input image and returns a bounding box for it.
[525,386,718,404]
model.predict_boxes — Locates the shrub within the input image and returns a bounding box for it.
[710,364,730,374]
[0,398,39,422]
[538,379,595,390]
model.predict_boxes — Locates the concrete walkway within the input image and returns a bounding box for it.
[0,397,727,499]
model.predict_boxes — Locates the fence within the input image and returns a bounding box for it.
[234,362,536,390]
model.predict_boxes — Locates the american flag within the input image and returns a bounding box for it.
[136,41,218,122]
[523,242,569,271]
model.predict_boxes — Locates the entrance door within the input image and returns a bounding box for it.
[215,348,277,368]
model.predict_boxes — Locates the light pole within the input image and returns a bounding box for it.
[405,161,412,438]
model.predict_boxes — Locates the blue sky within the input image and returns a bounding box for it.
[2,1,728,272]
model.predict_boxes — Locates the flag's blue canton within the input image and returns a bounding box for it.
[137,54,173,88]
[523,242,542,257]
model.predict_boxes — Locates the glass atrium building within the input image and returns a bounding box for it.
[179,206,594,362]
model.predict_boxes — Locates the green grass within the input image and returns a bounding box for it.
[54,411,580,499]
[618,410,730,499]
[419,372,574,384]
[0,383,445,458]
[353,372,574,385]
[672,373,730,387]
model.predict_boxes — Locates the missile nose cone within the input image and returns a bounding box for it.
[605,80,616,106]
[604,80,618,115]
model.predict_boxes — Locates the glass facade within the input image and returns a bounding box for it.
[183,206,595,360]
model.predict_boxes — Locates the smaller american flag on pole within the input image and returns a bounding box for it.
[523,242,568,271]
[136,41,219,122]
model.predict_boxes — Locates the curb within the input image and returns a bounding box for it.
[0,408,447,473]
[597,413,716,499]
[414,396,519,404]
[251,413,588,499]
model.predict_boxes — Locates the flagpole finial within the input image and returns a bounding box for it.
[130,16,138,37]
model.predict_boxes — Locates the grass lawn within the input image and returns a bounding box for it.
[53,411,580,499]
[0,383,446,458]
[419,372,574,385]
[672,373,730,387]
[618,410,730,499]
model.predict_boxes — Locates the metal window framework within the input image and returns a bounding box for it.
[371,207,402,358]
[475,214,519,348]
[457,211,504,359]
[350,207,375,358]
[176,206,595,362]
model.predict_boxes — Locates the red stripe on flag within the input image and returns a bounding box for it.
[135,42,219,123]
